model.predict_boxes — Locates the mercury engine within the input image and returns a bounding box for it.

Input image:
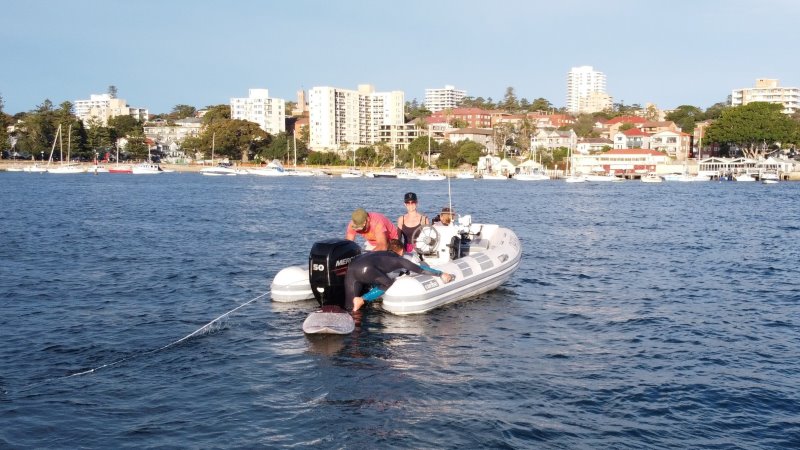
[308,239,361,308]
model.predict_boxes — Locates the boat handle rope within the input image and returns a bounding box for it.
[13,290,270,394]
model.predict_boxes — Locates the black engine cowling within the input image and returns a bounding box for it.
[308,239,362,307]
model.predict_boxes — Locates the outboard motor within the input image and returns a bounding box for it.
[308,239,361,308]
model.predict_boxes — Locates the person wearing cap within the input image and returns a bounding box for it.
[345,208,399,251]
[346,239,455,312]
[432,206,454,226]
[397,192,429,253]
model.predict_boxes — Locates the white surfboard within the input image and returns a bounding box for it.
[302,305,355,334]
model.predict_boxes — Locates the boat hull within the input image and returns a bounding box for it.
[381,227,520,314]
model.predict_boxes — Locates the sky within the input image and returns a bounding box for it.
[1,0,799,115]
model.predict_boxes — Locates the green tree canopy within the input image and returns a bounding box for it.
[169,104,197,120]
[704,102,800,158]
[665,105,704,134]
[529,98,554,112]
[501,86,519,112]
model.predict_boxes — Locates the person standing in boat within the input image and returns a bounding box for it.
[432,206,454,226]
[346,208,399,251]
[397,192,429,253]
[347,239,455,312]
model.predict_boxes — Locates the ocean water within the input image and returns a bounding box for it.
[0,173,798,449]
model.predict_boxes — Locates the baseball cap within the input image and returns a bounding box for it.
[404,192,417,203]
[351,208,368,228]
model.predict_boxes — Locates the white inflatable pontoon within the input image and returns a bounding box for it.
[270,214,521,315]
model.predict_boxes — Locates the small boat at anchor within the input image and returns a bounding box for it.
[271,213,521,319]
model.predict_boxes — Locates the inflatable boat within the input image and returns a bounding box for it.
[271,214,521,317]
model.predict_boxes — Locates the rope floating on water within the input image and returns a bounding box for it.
[17,290,270,392]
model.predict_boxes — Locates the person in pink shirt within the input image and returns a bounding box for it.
[345,208,399,251]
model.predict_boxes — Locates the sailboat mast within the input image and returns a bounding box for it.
[293,133,297,167]
[59,125,64,164]
[211,132,215,163]
[67,124,72,163]
[427,128,431,167]
[47,124,61,166]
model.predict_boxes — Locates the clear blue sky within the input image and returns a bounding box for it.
[2,0,798,115]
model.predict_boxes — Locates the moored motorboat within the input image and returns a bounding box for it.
[417,170,446,181]
[641,172,663,183]
[131,163,163,174]
[108,165,133,174]
[271,214,521,316]
[515,171,549,181]
[201,163,238,176]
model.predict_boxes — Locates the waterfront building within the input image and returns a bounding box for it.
[446,128,495,153]
[650,130,691,160]
[576,137,614,155]
[531,129,577,152]
[74,94,148,127]
[143,117,202,159]
[573,148,670,175]
[428,108,492,128]
[566,66,612,114]
[308,84,404,153]
[424,85,466,113]
[613,128,651,150]
[732,79,799,114]
[230,89,286,135]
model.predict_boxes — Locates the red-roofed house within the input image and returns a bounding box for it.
[613,128,652,149]
[427,108,492,128]
[650,130,691,159]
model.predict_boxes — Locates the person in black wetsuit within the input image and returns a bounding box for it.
[345,239,455,312]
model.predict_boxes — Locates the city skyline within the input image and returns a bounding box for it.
[2,0,799,115]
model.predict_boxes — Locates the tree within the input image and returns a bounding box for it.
[456,140,485,166]
[501,86,519,112]
[704,102,800,158]
[530,98,554,112]
[108,115,142,137]
[665,105,703,134]
[307,151,342,165]
[703,101,730,120]
[491,122,514,157]
[201,104,231,126]
[169,104,197,120]
[108,85,118,99]
[515,117,535,158]
[407,135,439,167]
[205,119,269,161]
[571,114,598,138]
[644,104,660,122]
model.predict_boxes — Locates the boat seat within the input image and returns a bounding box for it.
[460,238,490,255]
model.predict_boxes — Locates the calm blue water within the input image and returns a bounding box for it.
[1,172,799,449]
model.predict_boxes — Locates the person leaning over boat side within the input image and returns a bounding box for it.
[347,239,455,312]
[431,206,454,226]
[346,208,399,251]
[397,192,429,253]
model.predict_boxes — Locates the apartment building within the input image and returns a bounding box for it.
[424,85,466,113]
[74,94,148,126]
[731,78,800,114]
[566,66,612,114]
[308,84,404,152]
[428,108,492,128]
[230,89,286,135]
